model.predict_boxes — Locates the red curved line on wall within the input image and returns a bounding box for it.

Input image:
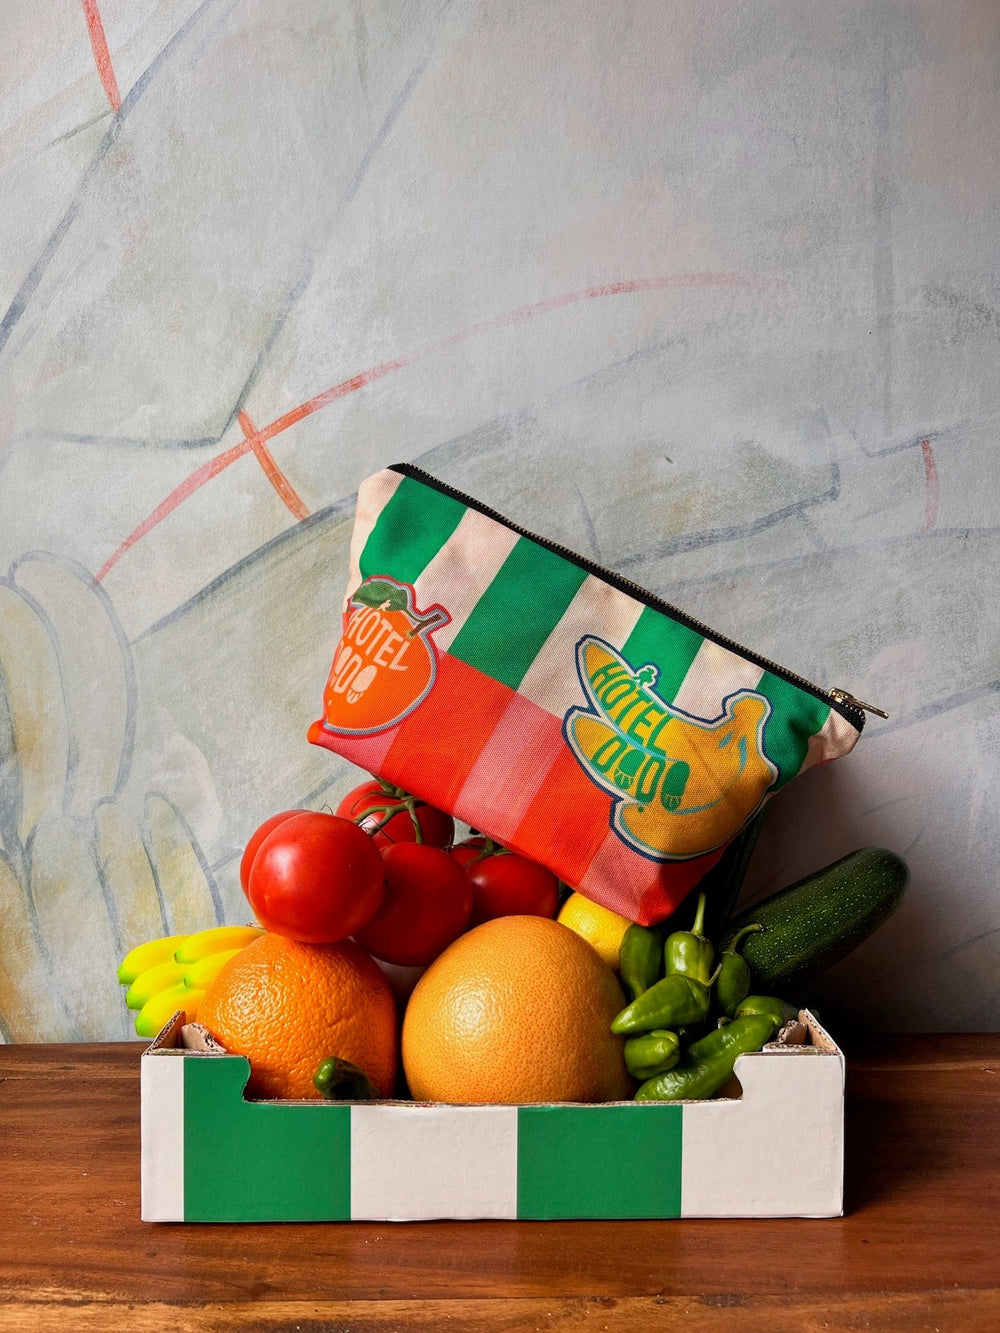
[82,0,121,114]
[95,272,784,582]
[238,412,310,520]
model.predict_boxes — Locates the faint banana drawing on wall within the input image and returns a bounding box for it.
[1,0,999,1045]
[0,555,224,1041]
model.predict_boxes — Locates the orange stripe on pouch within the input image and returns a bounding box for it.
[306,718,399,774]
[576,830,725,926]
[453,693,569,842]
[636,845,724,926]
[508,747,614,891]
[380,655,515,812]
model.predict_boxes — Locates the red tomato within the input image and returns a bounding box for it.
[354,843,473,967]
[240,810,305,893]
[246,812,384,943]
[452,839,560,925]
[449,836,488,869]
[337,779,454,850]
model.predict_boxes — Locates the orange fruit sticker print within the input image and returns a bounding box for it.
[321,576,450,736]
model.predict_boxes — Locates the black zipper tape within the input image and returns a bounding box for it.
[390,462,865,732]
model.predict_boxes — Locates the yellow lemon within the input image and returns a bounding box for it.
[556,892,632,970]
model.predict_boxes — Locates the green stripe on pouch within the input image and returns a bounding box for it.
[755,672,831,787]
[448,538,588,689]
[622,606,705,704]
[358,475,467,589]
[516,1103,683,1219]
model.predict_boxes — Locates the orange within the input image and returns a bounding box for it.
[199,933,398,1100]
[401,915,632,1104]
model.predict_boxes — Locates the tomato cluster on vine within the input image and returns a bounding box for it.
[238,775,561,969]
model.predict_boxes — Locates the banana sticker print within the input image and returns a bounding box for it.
[320,576,450,736]
[564,637,778,862]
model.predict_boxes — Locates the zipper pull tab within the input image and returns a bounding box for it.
[829,689,889,720]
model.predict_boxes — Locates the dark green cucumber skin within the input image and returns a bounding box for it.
[719,848,908,995]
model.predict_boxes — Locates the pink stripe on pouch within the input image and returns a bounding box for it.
[577,828,725,926]
[453,693,568,842]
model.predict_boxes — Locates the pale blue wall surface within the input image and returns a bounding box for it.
[0,0,997,1036]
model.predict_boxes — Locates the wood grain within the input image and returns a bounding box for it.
[1,1036,998,1331]
[2,1291,998,1333]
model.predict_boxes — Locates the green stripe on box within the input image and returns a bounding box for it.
[358,475,467,587]
[448,538,588,689]
[622,606,705,702]
[182,1057,351,1222]
[516,1104,683,1219]
[755,673,831,788]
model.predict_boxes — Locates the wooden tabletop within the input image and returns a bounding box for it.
[0,1036,997,1331]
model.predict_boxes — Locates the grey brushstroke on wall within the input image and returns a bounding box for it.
[0,0,998,1037]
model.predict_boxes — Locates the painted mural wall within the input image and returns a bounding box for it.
[1,0,998,1039]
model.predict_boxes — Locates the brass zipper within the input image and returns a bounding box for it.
[828,690,889,720]
[391,464,887,729]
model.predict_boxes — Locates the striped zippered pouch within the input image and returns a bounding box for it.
[308,465,877,925]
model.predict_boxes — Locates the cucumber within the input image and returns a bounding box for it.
[719,848,908,995]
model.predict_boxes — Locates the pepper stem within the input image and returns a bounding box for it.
[725,922,764,955]
[690,892,707,938]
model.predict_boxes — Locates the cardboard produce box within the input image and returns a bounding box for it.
[140,1011,844,1222]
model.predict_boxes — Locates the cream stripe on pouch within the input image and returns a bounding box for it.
[516,577,645,717]
[802,705,855,770]
[412,509,519,652]
[343,469,404,611]
[670,639,765,719]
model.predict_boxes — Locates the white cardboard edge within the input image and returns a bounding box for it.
[138,1007,845,1220]
[350,1103,519,1221]
[680,1011,845,1218]
[140,1048,185,1221]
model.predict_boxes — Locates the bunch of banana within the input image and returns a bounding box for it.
[117,925,264,1038]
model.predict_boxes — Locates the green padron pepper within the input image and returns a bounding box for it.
[663,892,714,985]
[314,1057,379,1100]
[619,924,662,1001]
[624,1029,680,1081]
[633,1013,779,1102]
[611,971,714,1035]
[734,995,800,1028]
[714,923,764,1017]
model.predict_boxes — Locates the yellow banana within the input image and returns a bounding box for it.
[173,925,264,964]
[182,947,242,992]
[134,984,205,1039]
[126,959,188,1010]
[118,933,189,986]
